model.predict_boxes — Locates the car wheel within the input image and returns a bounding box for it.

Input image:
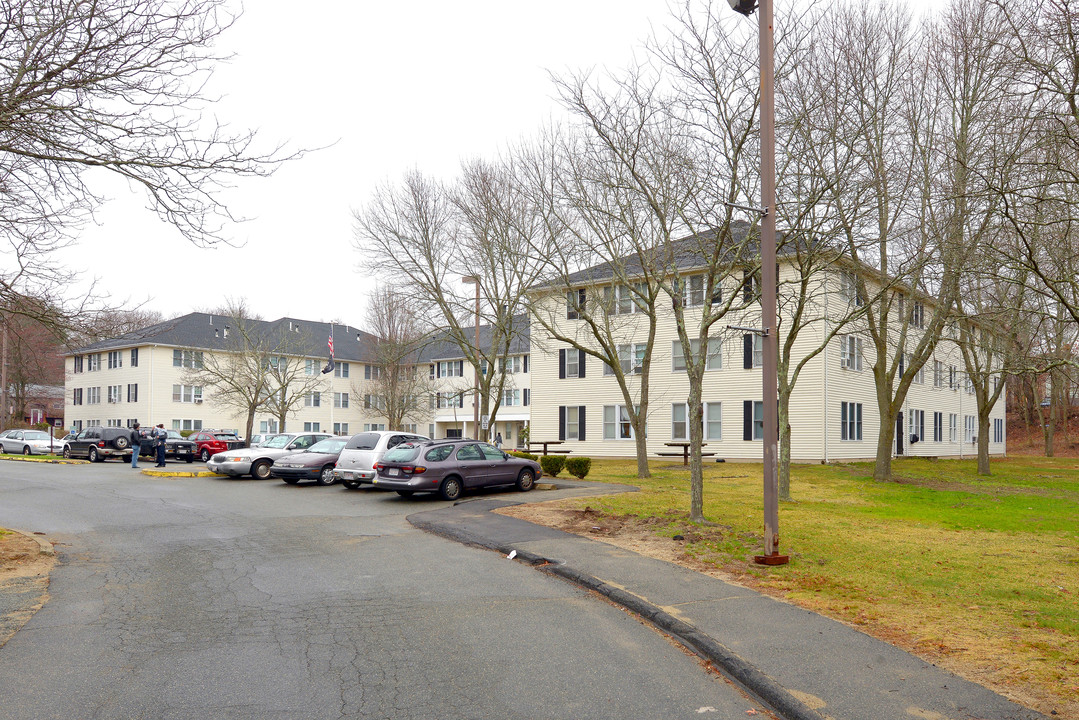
[439,476,462,501]
[88,447,99,463]
[200,449,210,462]
[316,465,336,486]
[251,460,271,479]
[63,446,71,459]
[516,468,535,492]
[22,446,32,456]
[395,490,414,497]
[341,480,360,490]
[115,436,129,450]
[282,477,300,485]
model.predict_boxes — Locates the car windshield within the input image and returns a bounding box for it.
[262,435,292,449]
[24,431,50,440]
[383,444,421,463]
[167,431,184,439]
[306,438,348,454]
[344,432,380,450]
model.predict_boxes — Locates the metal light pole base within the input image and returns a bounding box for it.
[753,553,789,566]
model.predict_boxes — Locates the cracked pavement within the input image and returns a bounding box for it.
[0,461,768,719]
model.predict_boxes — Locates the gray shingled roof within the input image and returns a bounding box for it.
[416,315,530,362]
[70,312,381,362]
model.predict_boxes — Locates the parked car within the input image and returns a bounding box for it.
[271,436,350,485]
[0,429,61,455]
[206,432,331,479]
[189,430,245,462]
[247,434,276,448]
[138,429,196,463]
[370,439,540,500]
[63,427,133,462]
[334,430,430,489]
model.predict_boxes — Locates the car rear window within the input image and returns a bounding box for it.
[345,433,381,450]
[383,444,421,463]
[213,433,238,440]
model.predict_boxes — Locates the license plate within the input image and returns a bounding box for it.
[388,468,399,476]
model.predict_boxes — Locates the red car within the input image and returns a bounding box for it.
[189,430,245,462]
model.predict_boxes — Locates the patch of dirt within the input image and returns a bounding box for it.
[0,530,56,647]
[0,531,52,581]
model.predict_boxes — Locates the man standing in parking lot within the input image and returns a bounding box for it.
[130,424,143,468]
[154,424,167,467]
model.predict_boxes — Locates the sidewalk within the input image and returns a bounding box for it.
[409,483,1046,720]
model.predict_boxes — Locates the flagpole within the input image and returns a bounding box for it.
[329,324,334,434]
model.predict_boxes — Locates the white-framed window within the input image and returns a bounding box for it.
[304,391,321,407]
[172,385,203,403]
[566,406,581,440]
[603,405,640,440]
[605,343,648,375]
[840,401,862,441]
[87,387,101,404]
[933,361,943,388]
[127,384,138,403]
[436,392,464,409]
[335,361,349,378]
[965,375,975,394]
[428,423,436,438]
[503,389,521,406]
[436,360,463,378]
[910,409,925,443]
[173,349,204,369]
[107,385,122,403]
[259,420,280,434]
[678,274,721,306]
[73,356,84,373]
[87,353,101,371]
[747,334,763,368]
[964,415,976,443]
[334,392,348,408]
[106,419,123,427]
[305,359,319,376]
[565,348,579,378]
[71,420,83,431]
[994,418,1004,443]
[949,366,958,390]
[363,394,387,411]
[933,411,943,442]
[304,422,321,432]
[949,413,958,442]
[913,362,924,385]
[746,400,764,440]
[72,388,83,405]
[172,419,203,431]
[566,288,586,319]
[742,269,760,303]
[402,423,418,434]
[107,351,122,369]
[672,339,722,372]
[839,270,864,306]
[500,356,525,374]
[130,348,139,367]
[839,335,863,371]
[910,301,925,329]
[671,403,722,441]
[365,364,382,380]
[605,283,644,315]
[334,422,349,435]
[363,423,386,432]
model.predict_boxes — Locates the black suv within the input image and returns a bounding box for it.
[64,427,133,462]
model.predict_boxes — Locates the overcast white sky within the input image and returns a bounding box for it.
[66,0,935,329]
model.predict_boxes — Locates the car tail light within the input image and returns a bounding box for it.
[97,441,105,447]
[374,463,383,470]
[412,466,427,474]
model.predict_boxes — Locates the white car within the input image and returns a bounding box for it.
[206,432,331,479]
[0,429,61,455]
[335,430,429,489]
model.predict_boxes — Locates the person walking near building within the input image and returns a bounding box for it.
[154,424,167,467]
[495,432,503,450]
[130,424,142,468]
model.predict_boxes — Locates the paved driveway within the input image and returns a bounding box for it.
[0,461,764,719]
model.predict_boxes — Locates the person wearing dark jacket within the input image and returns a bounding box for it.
[130,424,142,468]
[154,424,168,467]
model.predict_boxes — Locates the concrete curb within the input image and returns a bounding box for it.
[5,528,55,557]
[408,511,824,720]
[138,468,226,478]
[0,455,87,465]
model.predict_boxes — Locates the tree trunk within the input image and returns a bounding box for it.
[778,383,792,501]
[633,420,651,479]
[873,413,896,482]
[977,413,991,475]
[688,385,705,522]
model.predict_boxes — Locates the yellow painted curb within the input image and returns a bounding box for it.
[138,468,227,478]
[0,455,87,465]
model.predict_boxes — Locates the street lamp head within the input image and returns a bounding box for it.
[728,0,756,15]
[461,275,478,284]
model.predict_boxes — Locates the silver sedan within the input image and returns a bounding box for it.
[0,429,61,455]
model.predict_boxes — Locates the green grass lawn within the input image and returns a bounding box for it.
[543,456,1078,716]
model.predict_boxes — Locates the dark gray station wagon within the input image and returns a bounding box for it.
[372,439,541,500]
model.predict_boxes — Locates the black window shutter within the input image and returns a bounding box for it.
[578,350,586,378]
[578,407,586,441]
[743,401,753,441]
[558,349,566,379]
[558,406,566,441]
[524,355,529,373]
[743,335,753,369]
[524,389,530,406]
[457,360,464,376]
[899,353,905,378]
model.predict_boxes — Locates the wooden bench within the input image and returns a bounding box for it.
[657,452,716,457]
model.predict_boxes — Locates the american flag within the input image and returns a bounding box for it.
[327,334,334,357]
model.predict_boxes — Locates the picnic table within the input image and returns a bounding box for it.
[658,442,715,466]
[528,440,571,456]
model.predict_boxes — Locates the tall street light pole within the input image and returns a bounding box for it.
[730,0,787,565]
[461,275,481,440]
